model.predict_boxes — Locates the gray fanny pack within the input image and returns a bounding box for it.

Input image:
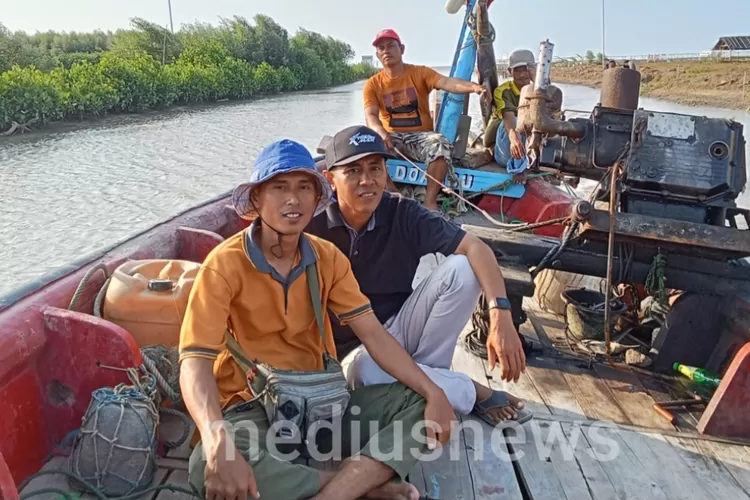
[225,261,351,442]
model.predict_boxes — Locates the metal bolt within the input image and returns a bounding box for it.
[573,200,593,221]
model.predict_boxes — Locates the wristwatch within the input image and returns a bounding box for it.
[488,296,512,311]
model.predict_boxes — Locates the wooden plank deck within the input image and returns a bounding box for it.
[19,255,750,500]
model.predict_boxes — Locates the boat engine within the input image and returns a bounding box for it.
[519,41,750,261]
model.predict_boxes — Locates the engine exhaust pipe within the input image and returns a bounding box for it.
[517,40,587,139]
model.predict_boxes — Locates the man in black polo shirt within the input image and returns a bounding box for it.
[306,125,532,425]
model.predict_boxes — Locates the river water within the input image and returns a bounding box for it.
[1,79,749,297]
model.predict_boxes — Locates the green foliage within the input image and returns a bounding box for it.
[0,15,377,131]
[55,52,103,69]
[50,62,119,118]
[110,18,181,64]
[254,62,282,93]
[289,45,331,89]
[0,66,63,125]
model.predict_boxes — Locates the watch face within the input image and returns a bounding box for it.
[494,297,511,309]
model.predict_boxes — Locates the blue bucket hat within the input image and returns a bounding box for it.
[232,139,334,220]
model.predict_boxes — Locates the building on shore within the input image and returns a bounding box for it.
[712,36,750,52]
[706,36,750,61]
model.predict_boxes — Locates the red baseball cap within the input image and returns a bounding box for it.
[372,29,402,47]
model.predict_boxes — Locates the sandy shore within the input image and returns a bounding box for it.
[550,60,750,112]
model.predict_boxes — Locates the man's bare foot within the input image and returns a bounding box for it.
[512,171,528,184]
[366,481,419,500]
[473,382,525,422]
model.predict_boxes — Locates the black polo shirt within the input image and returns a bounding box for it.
[305,192,466,357]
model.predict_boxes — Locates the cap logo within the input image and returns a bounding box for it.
[349,132,377,146]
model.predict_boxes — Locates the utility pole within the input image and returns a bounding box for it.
[167,0,174,33]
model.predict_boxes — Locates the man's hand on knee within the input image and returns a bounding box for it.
[486,309,526,382]
[204,436,260,500]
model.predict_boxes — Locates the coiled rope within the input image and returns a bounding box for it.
[67,263,110,311]
[140,345,182,405]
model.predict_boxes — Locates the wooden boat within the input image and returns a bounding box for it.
[6,2,750,499]
[6,194,750,500]
[0,149,575,492]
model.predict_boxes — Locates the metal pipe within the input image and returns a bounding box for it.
[535,40,554,90]
[604,162,620,360]
[537,116,588,137]
[518,84,587,138]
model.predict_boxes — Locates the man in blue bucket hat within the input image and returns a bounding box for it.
[179,138,455,500]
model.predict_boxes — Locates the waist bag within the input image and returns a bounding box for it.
[225,261,351,443]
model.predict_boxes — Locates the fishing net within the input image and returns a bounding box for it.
[67,368,160,497]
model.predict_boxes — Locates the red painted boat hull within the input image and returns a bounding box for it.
[0,182,571,497]
[477,177,574,238]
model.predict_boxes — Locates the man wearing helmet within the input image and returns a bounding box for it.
[490,48,537,184]
[487,49,564,184]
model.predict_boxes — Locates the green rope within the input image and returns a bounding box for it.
[440,196,461,217]
[645,252,668,305]
[438,170,556,220]
[18,469,201,500]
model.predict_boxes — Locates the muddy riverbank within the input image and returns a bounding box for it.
[551,60,750,112]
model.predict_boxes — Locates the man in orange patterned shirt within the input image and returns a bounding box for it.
[364,29,488,214]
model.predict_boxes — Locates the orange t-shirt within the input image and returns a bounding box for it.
[363,64,442,133]
[178,226,373,409]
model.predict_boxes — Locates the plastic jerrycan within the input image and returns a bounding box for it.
[103,259,202,347]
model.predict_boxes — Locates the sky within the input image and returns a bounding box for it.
[2,0,749,66]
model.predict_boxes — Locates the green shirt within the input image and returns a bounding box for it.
[493,80,521,118]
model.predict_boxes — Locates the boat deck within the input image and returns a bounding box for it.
[20,299,750,500]
[16,216,750,500]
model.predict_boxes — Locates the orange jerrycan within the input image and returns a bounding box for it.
[103,259,201,347]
